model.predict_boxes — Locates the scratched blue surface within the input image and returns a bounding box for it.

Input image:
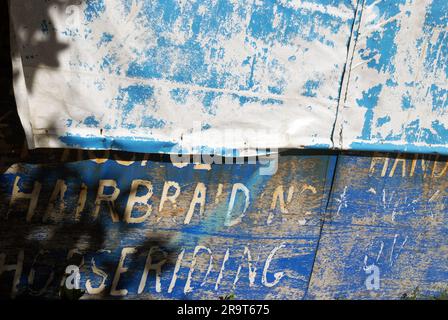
[2,152,448,299]
[307,153,448,299]
[0,154,335,299]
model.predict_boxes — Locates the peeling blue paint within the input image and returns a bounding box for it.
[376,116,390,127]
[97,32,113,47]
[303,80,320,98]
[117,84,155,117]
[84,0,106,22]
[11,0,448,156]
[357,84,383,141]
[339,0,448,155]
[83,116,100,128]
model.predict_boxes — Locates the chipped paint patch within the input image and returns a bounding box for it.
[335,0,448,155]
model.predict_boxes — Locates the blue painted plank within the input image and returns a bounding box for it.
[308,153,448,299]
[0,153,334,299]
